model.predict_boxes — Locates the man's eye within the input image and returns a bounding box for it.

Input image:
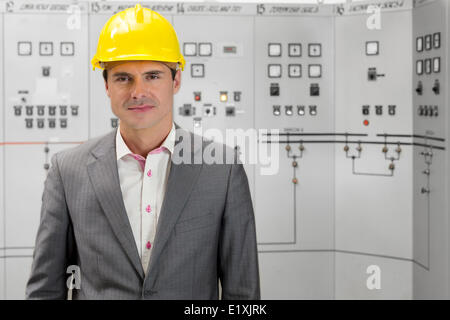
[116,77,130,82]
[146,74,159,80]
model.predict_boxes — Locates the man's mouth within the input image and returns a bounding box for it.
[128,105,155,112]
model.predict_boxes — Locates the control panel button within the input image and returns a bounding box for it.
[366,41,379,56]
[433,32,441,49]
[425,59,432,74]
[310,83,320,96]
[288,64,301,78]
[111,118,119,128]
[433,105,438,117]
[418,105,424,116]
[18,41,32,56]
[60,42,74,56]
[425,34,432,50]
[25,105,33,116]
[433,57,440,73]
[309,105,317,116]
[179,104,194,116]
[375,105,383,115]
[71,105,79,116]
[273,105,281,116]
[288,43,301,57]
[14,105,22,116]
[37,105,45,116]
[308,43,321,57]
[48,118,56,128]
[270,83,280,96]
[183,42,197,56]
[226,106,235,116]
[416,36,423,52]
[388,105,396,116]
[432,79,440,95]
[285,105,293,116]
[25,118,33,128]
[191,64,204,78]
[39,42,53,56]
[308,64,322,78]
[219,91,228,102]
[48,105,56,116]
[268,64,282,78]
[416,60,423,75]
[362,105,370,115]
[268,43,281,57]
[199,43,212,56]
[203,104,215,117]
[37,118,45,129]
[59,105,67,116]
[42,66,51,77]
[416,81,423,95]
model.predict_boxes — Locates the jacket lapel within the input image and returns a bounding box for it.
[144,124,204,284]
[87,128,145,279]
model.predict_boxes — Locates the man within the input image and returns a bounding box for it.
[26,4,260,299]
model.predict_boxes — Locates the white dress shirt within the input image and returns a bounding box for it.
[116,122,175,275]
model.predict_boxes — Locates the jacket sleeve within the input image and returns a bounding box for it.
[218,158,261,300]
[26,153,75,299]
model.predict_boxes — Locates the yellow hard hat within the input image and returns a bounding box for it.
[91,4,185,71]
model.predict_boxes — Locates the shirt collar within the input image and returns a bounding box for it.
[116,122,176,161]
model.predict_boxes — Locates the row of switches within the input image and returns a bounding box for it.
[273,105,317,116]
[24,118,68,128]
[14,105,79,116]
[416,80,440,95]
[418,105,438,117]
[362,105,396,116]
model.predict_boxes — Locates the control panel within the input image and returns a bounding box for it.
[4,3,88,142]
[173,14,254,146]
[0,0,448,300]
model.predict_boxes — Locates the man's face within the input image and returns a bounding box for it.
[104,60,181,130]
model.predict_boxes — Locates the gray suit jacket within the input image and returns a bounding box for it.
[26,124,260,299]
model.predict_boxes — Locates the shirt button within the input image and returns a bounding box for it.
[146,205,151,213]
[146,241,152,249]
[147,169,152,177]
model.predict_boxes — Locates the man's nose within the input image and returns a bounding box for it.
[131,78,148,100]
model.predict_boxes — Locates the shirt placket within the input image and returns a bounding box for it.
[127,154,146,258]
[141,155,158,275]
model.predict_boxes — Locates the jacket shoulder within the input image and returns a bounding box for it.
[54,129,115,165]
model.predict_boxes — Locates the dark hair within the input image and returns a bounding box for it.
[103,67,177,82]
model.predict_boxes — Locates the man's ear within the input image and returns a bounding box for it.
[104,79,110,98]
[173,69,181,94]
